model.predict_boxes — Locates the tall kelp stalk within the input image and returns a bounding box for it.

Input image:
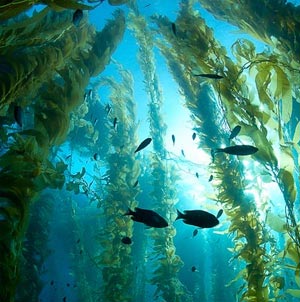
[0,8,125,302]
[150,1,297,301]
[128,4,192,302]
[197,0,300,299]
[16,193,54,302]
[93,62,141,302]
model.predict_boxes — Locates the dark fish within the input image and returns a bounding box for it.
[208,175,213,182]
[181,149,185,157]
[192,229,198,237]
[171,134,175,146]
[144,3,151,7]
[72,9,83,27]
[76,239,80,244]
[63,297,67,302]
[191,266,197,272]
[66,283,70,287]
[195,172,199,178]
[134,138,152,153]
[113,117,117,130]
[121,236,132,245]
[171,22,176,36]
[216,209,223,219]
[176,209,219,228]
[133,180,139,188]
[79,249,83,255]
[14,106,22,127]
[192,132,196,140]
[193,73,223,79]
[124,207,168,228]
[66,154,71,160]
[88,89,93,98]
[229,125,241,141]
[50,280,54,286]
[213,145,258,157]
[93,153,99,161]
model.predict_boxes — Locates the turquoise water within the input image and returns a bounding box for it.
[1,1,300,302]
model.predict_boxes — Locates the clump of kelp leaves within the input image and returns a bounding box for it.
[0,0,300,302]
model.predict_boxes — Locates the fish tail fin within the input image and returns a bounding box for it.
[176,209,184,220]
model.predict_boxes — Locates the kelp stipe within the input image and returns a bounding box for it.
[0,7,126,302]
[93,62,141,302]
[128,5,192,302]
[150,1,299,301]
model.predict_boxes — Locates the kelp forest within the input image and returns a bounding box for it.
[0,0,299,302]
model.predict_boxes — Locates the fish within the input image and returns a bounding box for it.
[181,149,185,157]
[63,297,67,302]
[212,145,258,158]
[66,283,70,287]
[229,125,242,141]
[50,280,54,286]
[76,239,80,244]
[192,132,196,140]
[193,73,223,79]
[124,207,168,228]
[133,180,139,188]
[93,153,99,161]
[195,172,199,178]
[88,89,93,98]
[192,229,198,237]
[171,134,175,146]
[216,209,223,219]
[134,138,152,153]
[113,117,117,130]
[14,106,22,127]
[176,209,219,228]
[121,236,132,245]
[72,9,83,27]
[171,22,177,36]
[208,175,213,182]
[191,266,197,272]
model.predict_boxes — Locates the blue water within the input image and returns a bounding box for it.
[1,1,300,302]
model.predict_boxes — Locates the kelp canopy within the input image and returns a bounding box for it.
[0,0,300,302]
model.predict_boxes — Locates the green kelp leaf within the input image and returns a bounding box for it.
[278,167,296,203]
[66,182,80,194]
[293,121,300,144]
[56,161,68,173]
[286,289,300,298]
[296,263,300,288]
[266,212,287,233]
[231,39,256,62]
[255,66,274,111]
[273,66,292,123]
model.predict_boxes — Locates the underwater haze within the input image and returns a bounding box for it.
[1,0,300,302]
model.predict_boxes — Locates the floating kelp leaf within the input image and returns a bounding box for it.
[293,121,300,144]
[71,167,86,179]
[231,39,256,62]
[296,263,300,288]
[56,161,68,173]
[266,211,287,233]
[286,289,300,298]
[66,182,80,194]
[273,66,292,123]
[278,168,296,203]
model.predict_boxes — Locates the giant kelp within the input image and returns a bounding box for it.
[151,1,299,301]
[0,8,126,302]
[128,5,192,302]
[94,62,141,302]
